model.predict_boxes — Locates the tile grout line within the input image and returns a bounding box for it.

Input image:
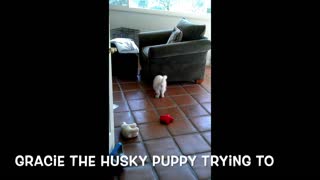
[183,95,212,148]
[144,90,200,179]
[162,93,207,179]
[134,83,162,180]
[114,77,211,179]
[186,84,213,156]
[113,79,132,114]
[171,92,212,174]
[117,79,160,180]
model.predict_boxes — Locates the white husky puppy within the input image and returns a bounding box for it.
[153,75,167,98]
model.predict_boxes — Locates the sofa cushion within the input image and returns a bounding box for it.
[167,26,183,44]
[177,18,206,41]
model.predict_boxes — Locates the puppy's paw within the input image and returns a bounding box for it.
[161,95,165,98]
[155,94,160,98]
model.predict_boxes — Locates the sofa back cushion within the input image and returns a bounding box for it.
[177,18,206,41]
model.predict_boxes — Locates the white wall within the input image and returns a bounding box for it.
[109,8,212,65]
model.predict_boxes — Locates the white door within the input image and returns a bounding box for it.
[108,25,115,153]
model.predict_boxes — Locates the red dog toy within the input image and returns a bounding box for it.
[160,114,174,124]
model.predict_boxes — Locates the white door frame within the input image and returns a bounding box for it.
[108,24,115,153]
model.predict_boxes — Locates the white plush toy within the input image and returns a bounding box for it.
[121,122,139,139]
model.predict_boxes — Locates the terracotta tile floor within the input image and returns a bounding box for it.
[113,66,211,180]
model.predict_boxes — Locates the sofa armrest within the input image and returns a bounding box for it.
[147,39,211,59]
[139,30,172,48]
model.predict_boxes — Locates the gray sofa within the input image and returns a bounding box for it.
[138,19,211,84]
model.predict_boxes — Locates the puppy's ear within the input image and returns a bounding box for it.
[163,75,167,80]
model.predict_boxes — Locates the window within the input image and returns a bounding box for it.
[109,0,211,15]
[109,0,128,6]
